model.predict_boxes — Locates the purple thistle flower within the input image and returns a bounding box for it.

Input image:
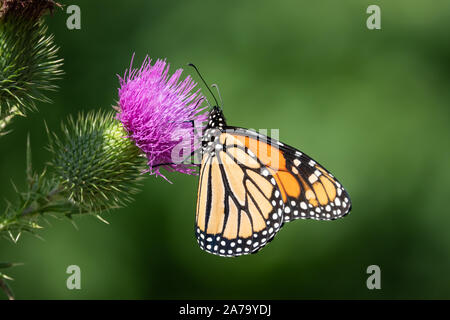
[117,55,208,180]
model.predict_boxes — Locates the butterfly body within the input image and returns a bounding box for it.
[195,106,351,257]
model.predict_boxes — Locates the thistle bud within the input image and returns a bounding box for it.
[49,111,146,213]
[0,0,63,119]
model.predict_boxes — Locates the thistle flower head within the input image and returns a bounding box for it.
[117,55,208,179]
[48,111,146,213]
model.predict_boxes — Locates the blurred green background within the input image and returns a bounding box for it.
[1,0,450,299]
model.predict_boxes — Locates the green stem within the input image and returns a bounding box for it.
[0,184,64,235]
[21,186,62,217]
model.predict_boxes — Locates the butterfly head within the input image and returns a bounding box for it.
[206,106,226,130]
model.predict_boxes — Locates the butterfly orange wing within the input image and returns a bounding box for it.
[195,128,351,257]
[228,128,352,222]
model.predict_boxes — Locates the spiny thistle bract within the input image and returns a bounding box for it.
[0,261,19,300]
[0,0,63,119]
[49,111,147,213]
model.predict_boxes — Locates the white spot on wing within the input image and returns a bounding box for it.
[308,174,318,184]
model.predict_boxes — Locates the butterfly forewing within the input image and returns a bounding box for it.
[195,131,285,257]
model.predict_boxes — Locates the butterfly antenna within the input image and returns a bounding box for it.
[211,84,223,108]
[188,63,220,107]
[203,96,211,107]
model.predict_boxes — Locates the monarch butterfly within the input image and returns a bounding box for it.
[148,64,353,257]
[195,104,352,257]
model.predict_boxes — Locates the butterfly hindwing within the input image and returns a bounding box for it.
[226,127,352,223]
[280,148,351,222]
